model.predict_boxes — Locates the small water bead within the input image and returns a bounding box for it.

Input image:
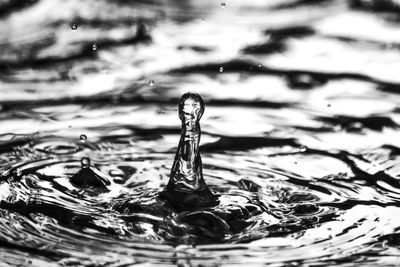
[92,44,97,51]
[71,24,78,30]
[80,134,87,142]
[81,157,91,168]
[219,66,224,73]
[149,80,155,86]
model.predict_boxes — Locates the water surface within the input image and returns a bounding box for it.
[1,0,400,266]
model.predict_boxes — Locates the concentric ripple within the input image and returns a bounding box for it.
[1,104,400,266]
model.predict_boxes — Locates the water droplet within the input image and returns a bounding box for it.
[71,24,78,30]
[201,18,205,22]
[178,92,205,123]
[80,134,87,142]
[258,63,262,67]
[68,125,72,129]
[92,44,97,51]
[149,80,155,86]
[219,66,224,73]
[81,157,91,168]
[300,145,308,151]
[16,168,22,176]
[327,104,331,107]
[221,2,226,8]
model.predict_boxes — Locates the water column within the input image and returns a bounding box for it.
[161,92,218,210]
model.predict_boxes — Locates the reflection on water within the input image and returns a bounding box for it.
[1,0,400,266]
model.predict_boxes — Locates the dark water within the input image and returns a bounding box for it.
[1,0,400,266]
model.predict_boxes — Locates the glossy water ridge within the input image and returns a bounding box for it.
[1,0,400,266]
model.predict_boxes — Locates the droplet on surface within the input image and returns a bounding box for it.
[92,44,97,51]
[80,134,87,142]
[219,66,224,73]
[221,2,226,8]
[71,24,78,30]
[149,80,155,86]
[81,157,91,168]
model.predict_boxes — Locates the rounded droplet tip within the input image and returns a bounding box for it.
[178,92,205,122]
[81,157,91,168]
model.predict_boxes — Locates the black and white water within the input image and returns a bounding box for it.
[1,0,400,266]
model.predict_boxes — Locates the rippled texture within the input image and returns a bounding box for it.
[1,0,400,266]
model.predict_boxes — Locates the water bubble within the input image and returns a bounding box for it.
[80,134,87,142]
[81,157,91,168]
[221,2,226,8]
[219,66,224,73]
[92,44,97,51]
[149,80,155,86]
[71,24,78,30]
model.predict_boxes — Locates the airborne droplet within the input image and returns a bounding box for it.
[221,2,226,8]
[80,134,87,142]
[71,24,78,30]
[149,80,155,86]
[219,66,224,73]
[92,44,97,51]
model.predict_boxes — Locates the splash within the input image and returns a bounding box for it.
[160,92,218,210]
[70,157,110,190]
